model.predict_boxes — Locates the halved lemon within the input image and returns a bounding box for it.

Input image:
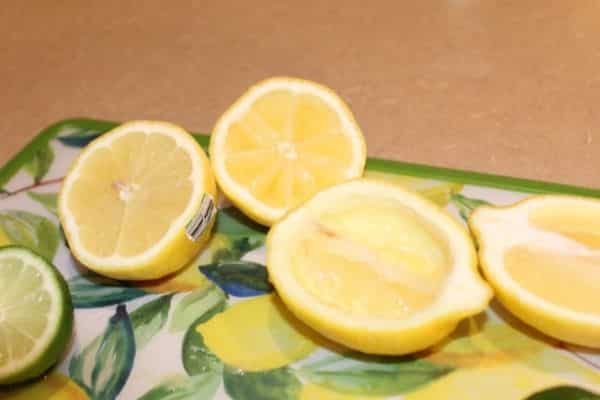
[59,121,217,280]
[267,179,492,355]
[470,195,600,348]
[209,77,367,226]
[0,247,73,385]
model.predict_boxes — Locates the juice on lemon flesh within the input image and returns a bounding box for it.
[292,196,451,319]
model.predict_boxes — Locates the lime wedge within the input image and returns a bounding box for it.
[0,246,73,385]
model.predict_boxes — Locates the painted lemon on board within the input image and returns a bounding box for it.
[196,294,321,371]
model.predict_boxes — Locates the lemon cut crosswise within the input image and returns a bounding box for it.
[59,121,216,280]
[470,195,600,347]
[0,247,73,385]
[267,179,492,355]
[210,77,367,225]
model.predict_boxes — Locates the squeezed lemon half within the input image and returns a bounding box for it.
[267,179,492,355]
[470,195,600,348]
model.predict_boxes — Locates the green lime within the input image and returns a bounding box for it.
[0,246,73,385]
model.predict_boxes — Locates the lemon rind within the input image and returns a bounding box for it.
[267,179,492,354]
[470,195,600,347]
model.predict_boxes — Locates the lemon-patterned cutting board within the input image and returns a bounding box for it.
[1,119,599,400]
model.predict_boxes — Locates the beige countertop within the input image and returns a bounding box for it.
[1,1,599,188]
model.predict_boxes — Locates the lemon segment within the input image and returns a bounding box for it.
[59,121,217,280]
[470,195,600,348]
[267,179,492,355]
[210,77,367,225]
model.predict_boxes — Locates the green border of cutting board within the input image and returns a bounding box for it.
[2,117,600,198]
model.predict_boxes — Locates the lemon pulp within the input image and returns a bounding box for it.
[505,246,600,315]
[529,203,600,249]
[0,256,50,368]
[67,131,195,257]
[223,91,356,209]
[211,78,366,225]
[292,196,451,319]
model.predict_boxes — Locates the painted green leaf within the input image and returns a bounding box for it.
[298,353,453,396]
[23,142,54,183]
[181,305,226,376]
[213,207,266,262]
[137,373,221,400]
[450,193,491,222]
[57,127,105,147]
[69,304,135,400]
[525,386,600,400]
[0,209,59,260]
[130,294,173,349]
[224,366,301,400]
[27,191,58,215]
[68,275,148,308]
[200,261,273,297]
[216,207,266,239]
[169,284,226,333]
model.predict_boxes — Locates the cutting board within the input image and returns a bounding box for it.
[1,118,599,400]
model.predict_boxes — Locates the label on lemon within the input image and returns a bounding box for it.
[186,193,217,241]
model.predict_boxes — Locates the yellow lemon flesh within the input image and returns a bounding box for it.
[59,121,217,280]
[470,195,600,348]
[267,179,492,355]
[210,77,366,226]
[196,294,319,371]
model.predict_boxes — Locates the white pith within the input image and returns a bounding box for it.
[472,195,600,326]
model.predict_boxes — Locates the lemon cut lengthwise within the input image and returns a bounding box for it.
[470,195,600,348]
[0,247,73,385]
[267,179,492,355]
[210,77,367,226]
[59,121,217,280]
